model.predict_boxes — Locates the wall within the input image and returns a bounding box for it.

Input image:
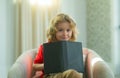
[86,0,112,63]
[60,0,87,47]
[112,0,120,77]
[0,0,15,77]
[0,0,8,77]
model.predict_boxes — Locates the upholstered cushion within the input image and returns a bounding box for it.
[8,48,114,78]
[8,49,37,78]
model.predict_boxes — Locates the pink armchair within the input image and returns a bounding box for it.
[7,48,114,78]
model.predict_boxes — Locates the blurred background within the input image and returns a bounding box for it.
[0,0,120,78]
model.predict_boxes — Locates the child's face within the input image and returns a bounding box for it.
[55,22,72,41]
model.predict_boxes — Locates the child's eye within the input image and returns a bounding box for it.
[58,29,63,32]
[67,29,71,32]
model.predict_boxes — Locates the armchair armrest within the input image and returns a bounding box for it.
[83,48,114,78]
[93,61,114,78]
[8,49,37,78]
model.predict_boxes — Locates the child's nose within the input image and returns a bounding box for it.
[63,31,67,35]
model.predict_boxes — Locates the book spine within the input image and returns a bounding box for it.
[63,41,68,71]
[59,42,64,72]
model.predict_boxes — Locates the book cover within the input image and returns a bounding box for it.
[43,41,84,74]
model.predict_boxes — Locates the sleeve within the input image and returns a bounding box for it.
[34,45,44,64]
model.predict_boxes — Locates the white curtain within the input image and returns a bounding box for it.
[14,0,60,58]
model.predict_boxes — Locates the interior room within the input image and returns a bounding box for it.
[0,0,120,78]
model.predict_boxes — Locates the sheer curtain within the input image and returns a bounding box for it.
[14,0,60,58]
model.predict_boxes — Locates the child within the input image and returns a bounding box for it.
[32,13,83,78]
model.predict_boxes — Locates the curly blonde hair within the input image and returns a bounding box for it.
[47,13,78,42]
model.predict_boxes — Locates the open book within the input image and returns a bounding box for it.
[43,41,84,74]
